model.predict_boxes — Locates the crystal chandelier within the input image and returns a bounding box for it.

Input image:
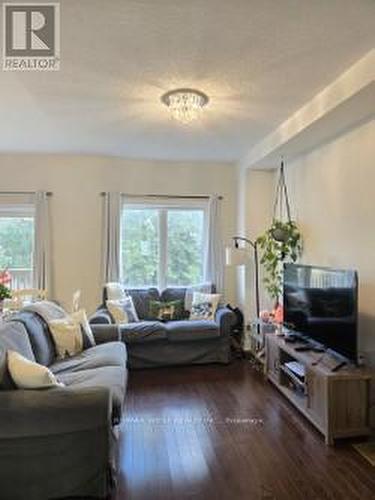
[161,88,209,124]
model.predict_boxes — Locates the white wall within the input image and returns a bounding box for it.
[0,155,237,313]
[285,119,375,364]
[236,167,275,322]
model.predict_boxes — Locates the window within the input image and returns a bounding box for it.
[121,201,206,289]
[0,205,35,289]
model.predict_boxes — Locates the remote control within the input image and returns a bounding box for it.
[294,346,311,352]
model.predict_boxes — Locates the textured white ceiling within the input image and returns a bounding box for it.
[0,0,374,162]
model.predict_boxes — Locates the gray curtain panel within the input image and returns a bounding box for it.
[33,191,51,294]
[204,195,224,293]
[102,192,122,283]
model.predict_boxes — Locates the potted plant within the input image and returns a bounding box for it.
[256,159,303,311]
[256,219,302,305]
[0,283,12,312]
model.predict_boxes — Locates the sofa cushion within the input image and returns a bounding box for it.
[161,287,187,303]
[50,342,127,374]
[165,320,220,342]
[11,311,56,366]
[126,288,160,319]
[0,322,36,390]
[119,321,167,343]
[57,365,127,422]
[90,308,113,325]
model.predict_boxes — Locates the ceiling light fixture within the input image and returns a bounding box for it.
[161,88,209,124]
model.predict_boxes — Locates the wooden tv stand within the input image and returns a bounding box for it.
[265,334,372,445]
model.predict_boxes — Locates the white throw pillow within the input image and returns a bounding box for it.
[124,296,139,322]
[106,282,126,301]
[71,309,96,347]
[190,292,221,321]
[7,350,64,389]
[106,300,128,324]
[49,317,83,359]
[106,296,139,324]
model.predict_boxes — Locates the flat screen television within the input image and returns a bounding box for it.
[283,263,358,363]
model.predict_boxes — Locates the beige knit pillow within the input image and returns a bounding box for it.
[49,317,83,359]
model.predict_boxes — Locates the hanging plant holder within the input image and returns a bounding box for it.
[271,159,292,242]
[256,159,303,303]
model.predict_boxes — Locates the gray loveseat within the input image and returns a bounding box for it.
[0,310,126,500]
[90,286,236,369]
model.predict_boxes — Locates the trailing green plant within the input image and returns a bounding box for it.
[0,283,11,301]
[256,219,302,303]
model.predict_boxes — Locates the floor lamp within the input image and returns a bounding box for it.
[225,236,260,321]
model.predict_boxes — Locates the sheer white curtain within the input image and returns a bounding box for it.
[204,195,224,293]
[102,192,122,283]
[33,191,51,294]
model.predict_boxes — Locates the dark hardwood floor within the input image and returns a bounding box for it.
[116,360,375,500]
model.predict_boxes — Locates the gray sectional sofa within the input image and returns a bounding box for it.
[0,311,125,500]
[90,286,236,369]
[0,288,234,499]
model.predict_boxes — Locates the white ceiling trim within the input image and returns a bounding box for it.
[240,49,375,170]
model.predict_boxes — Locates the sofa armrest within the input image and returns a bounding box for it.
[89,309,113,325]
[0,386,111,439]
[215,307,236,337]
[91,324,121,344]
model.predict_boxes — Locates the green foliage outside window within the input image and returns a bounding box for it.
[121,208,204,288]
[167,210,204,286]
[121,209,158,287]
[0,218,34,269]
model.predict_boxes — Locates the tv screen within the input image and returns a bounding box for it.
[283,263,358,362]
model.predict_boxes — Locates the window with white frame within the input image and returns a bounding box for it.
[0,203,35,290]
[120,199,206,289]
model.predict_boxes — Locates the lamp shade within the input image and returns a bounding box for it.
[225,247,249,267]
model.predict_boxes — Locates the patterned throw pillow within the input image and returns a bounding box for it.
[149,300,185,321]
[106,296,139,324]
[190,292,221,321]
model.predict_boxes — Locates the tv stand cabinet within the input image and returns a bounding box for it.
[265,334,371,445]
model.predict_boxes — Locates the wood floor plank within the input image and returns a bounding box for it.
[116,361,375,500]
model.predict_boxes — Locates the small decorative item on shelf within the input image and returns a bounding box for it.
[260,310,271,323]
[272,303,284,335]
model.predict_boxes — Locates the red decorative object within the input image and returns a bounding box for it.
[0,269,12,286]
[273,303,284,324]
